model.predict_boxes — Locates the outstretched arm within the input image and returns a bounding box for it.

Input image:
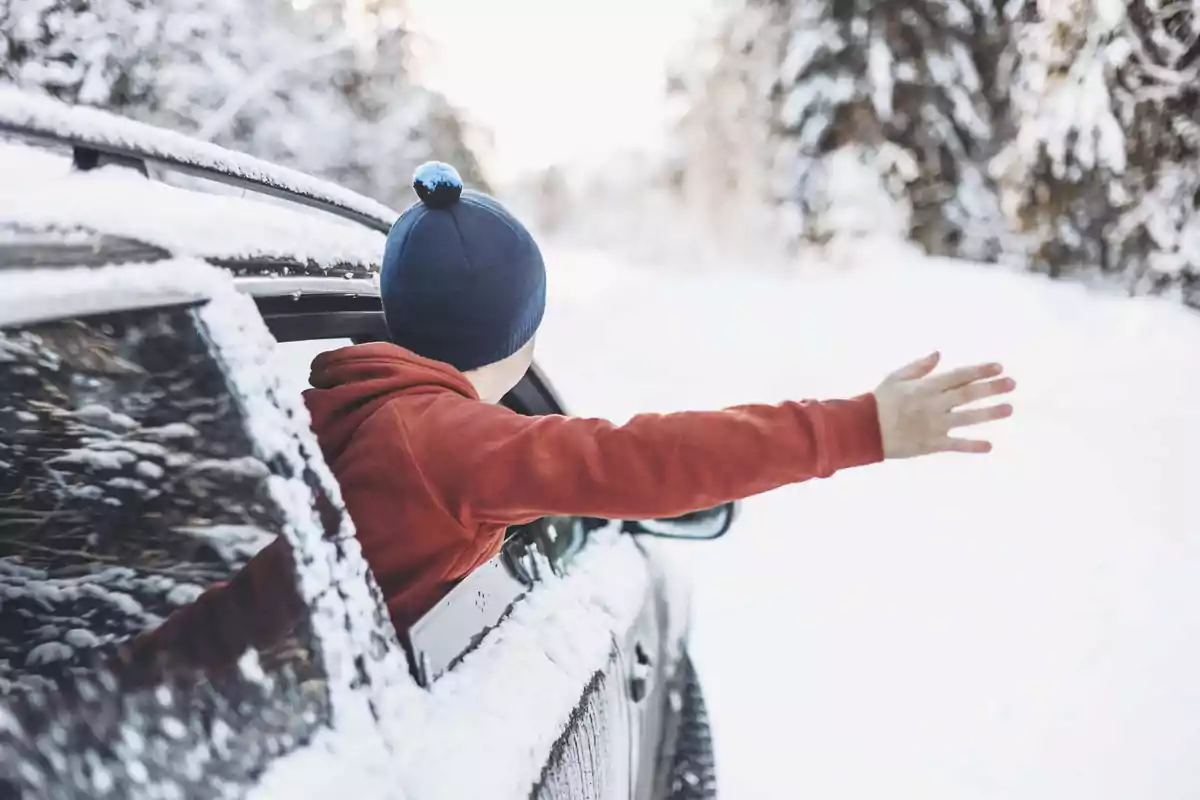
[410,353,1014,528]
[411,393,885,527]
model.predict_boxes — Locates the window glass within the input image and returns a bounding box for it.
[0,304,329,796]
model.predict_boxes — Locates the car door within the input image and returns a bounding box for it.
[404,514,644,800]
[274,330,647,800]
[0,260,410,798]
[621,549,668,800]
[499,375,644,800]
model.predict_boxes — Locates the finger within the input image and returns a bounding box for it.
[928,362,1003,392]
[938,437,993,454]
[944,377,1016,409]
[887,351,941,382]
[947,403,1013,430]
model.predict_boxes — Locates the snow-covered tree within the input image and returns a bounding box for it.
[786,0,1013,258]
[989,0,1133,276]
[1109,0,1200,303]
[233,0,487,201]
[673,0,1010,259]
[0,0,485,208]
[993,0,1199,303]
[666,3,784,248]
[0,0,161,108]
[670,0,1198,308]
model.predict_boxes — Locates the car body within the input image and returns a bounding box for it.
[0,89,723,800]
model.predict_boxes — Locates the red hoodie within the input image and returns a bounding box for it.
[126,343,883,676]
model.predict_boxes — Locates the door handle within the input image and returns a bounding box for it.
[629,642,652,703]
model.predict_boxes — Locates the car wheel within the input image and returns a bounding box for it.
[666,652,717,800]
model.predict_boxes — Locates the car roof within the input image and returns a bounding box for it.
[0,87,397,232]
[0,88,394,298]
[0,143,385,278]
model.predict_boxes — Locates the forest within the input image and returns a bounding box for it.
[670,0,1200,306]
[4,0,1198,307]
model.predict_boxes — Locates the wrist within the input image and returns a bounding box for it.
[823,393,886,470]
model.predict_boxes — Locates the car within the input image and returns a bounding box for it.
[0,88,731,800]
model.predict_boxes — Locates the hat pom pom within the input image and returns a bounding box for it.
[413,161,463,209]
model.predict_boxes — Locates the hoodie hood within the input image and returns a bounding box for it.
[303,342,478,460]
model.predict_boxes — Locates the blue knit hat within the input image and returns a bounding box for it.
[381,162,547,372]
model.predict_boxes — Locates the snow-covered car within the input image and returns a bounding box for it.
[0,90,731,800]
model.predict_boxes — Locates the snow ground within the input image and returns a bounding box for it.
[534,243,1200,800]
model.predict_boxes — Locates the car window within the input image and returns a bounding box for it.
[270,331,592,678]
[0,303,332,796]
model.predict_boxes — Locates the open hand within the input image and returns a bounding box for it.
[874,352,1015,459]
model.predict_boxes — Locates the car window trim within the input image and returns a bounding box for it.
[233,275,379,299]
[0,267,382,332]
[403,532,542,686]
[264,310,389,342]
[503,366,564,417]
[254,297,565,417]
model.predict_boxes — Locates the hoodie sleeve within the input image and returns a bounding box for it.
[406,393,885,527]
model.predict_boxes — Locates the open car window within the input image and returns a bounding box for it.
[262,331,594,687]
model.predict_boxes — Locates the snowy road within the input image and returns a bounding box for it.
[535,244,1200,799]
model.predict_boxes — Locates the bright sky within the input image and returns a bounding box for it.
[406,0,717,184]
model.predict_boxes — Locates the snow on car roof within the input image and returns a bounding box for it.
[0,141,385,277]
[0,258,236,329]
[0,87,399,234]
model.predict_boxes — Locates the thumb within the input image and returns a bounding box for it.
[887,351,941,382]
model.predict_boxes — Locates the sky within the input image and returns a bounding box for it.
[405,0,718,184]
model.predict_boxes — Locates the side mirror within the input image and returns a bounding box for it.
[622,502,736,541]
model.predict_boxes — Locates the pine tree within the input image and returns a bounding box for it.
[994,0,1199,305]
[672,0,1011,259]
[791,0,1012,256]
[1111,0,1200,304]
[989,0,1133,276]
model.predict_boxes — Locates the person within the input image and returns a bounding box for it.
[121,162,1014,679]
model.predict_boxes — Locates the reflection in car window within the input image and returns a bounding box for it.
[0,305,328,796]
[506,516,588,576]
